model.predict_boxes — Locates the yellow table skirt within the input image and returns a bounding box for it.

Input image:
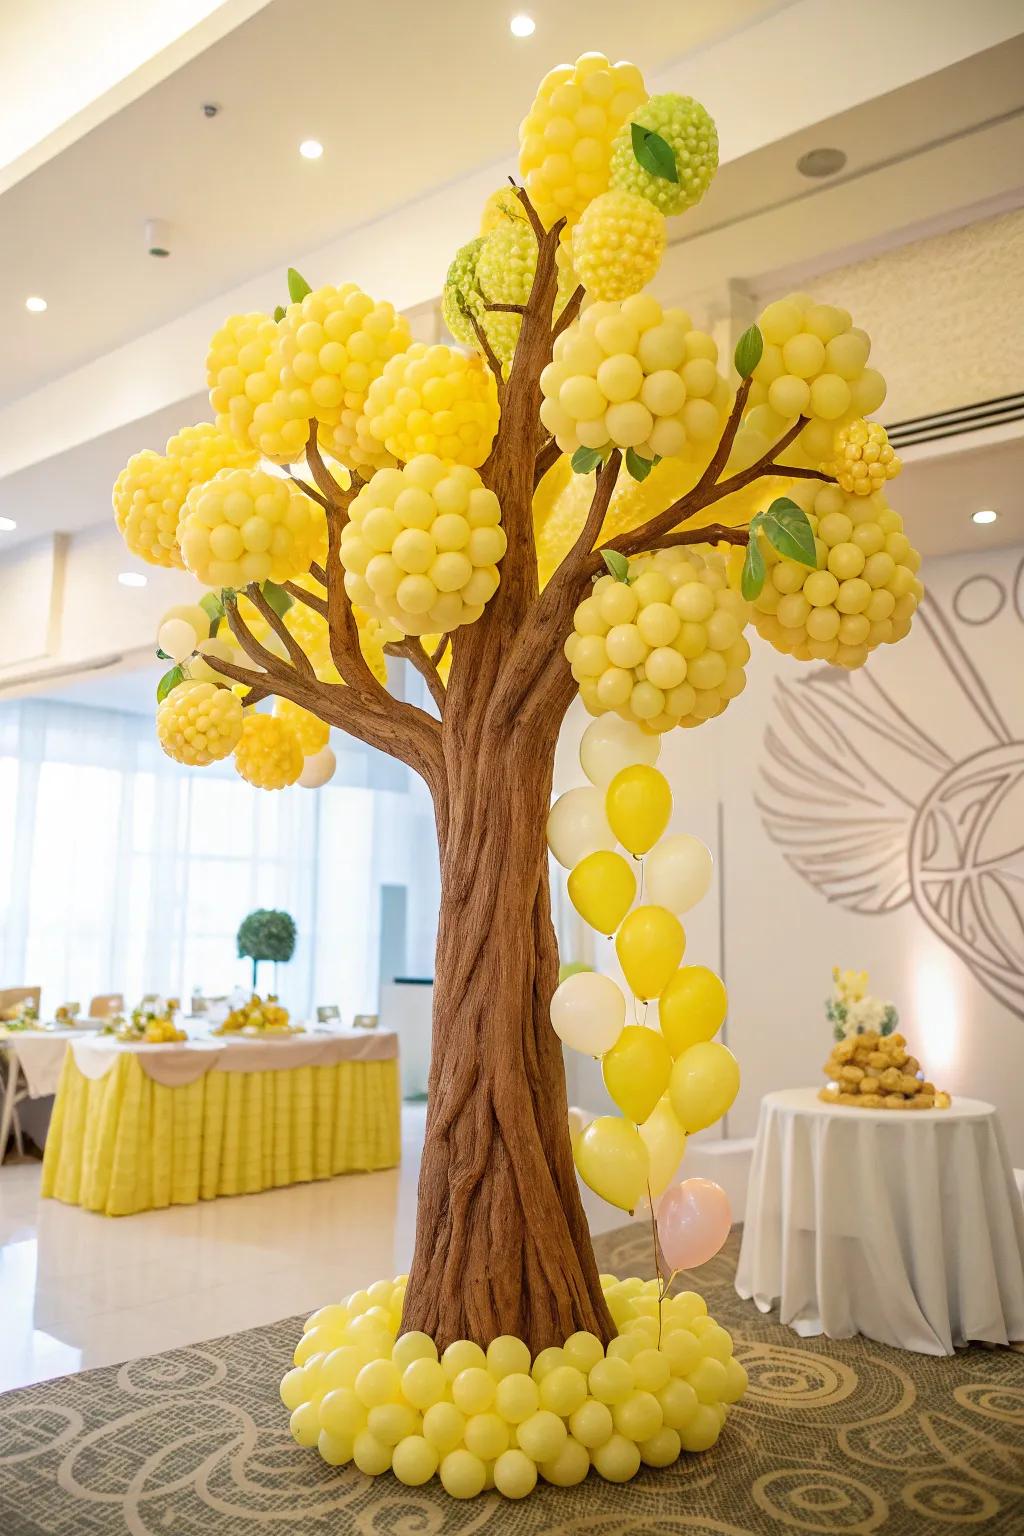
[40,1051,401,1216]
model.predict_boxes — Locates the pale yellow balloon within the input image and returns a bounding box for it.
[567,850,636,934]
[602,1025,673,1124]
[669,1041,740,1133]
[659,966,727,1056]
[567,1105,591,1147]
[644,834,713,915]
[605,765,672,855]
[638,1096,687,1197]
[573,1116,650,1212]
[579,715,660,788]
[546,787,617,869]
[615,905,686,1000]
[550,971,625,1056]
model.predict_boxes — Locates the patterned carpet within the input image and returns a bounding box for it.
[1,1224,1022,1535]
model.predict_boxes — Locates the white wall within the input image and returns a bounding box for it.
[559,544,1024,1162]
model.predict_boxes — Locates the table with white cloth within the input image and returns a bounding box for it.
[40,1028,401,1216]
[0,1026,99,1161]
[735,1086,1024,1355]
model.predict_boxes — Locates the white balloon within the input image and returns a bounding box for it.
[158,618,199,664]
[546,786,616,869]
[299,745,336,788]
[568,1105,593,1147]
[645,833,713,914]
[579,716,660,788]
[550,971,625,1055]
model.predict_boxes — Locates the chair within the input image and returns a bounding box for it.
[0,986,41,1021]
[0,987,41,1162]
[88,993,125,1019]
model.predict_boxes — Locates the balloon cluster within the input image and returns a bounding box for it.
[547,716,738,1275]
[282,1268,747,1495]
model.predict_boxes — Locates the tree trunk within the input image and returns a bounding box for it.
[402,724,615,1353]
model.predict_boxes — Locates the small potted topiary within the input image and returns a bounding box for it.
[236,908,296,992]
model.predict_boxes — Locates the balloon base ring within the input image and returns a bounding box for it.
[280,1272,746,1497]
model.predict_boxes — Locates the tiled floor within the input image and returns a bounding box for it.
[0,1106,625,1393]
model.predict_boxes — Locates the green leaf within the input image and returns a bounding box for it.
[601,549,630,583]
[156,665,184,703]
[571,446,603,475]
[261,580,294,619]
[761,497,818,567]
[734,324,764,380]
[199,590,223,640]
[740,536,766,601]
[273,304,286,323]
[287,267,312,304]
[155,648,170,662]
[630,123,679,184]
[625,448,655,482]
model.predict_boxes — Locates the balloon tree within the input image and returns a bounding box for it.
[112,48,921,1496]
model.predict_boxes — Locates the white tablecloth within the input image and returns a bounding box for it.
[69,1027,398,1086]
[0,1028,98,1098]
[735,1086,1024,1355]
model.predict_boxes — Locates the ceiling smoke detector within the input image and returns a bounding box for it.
[145,218,172,258]
[202,103,220,118]
[796,147,847,179]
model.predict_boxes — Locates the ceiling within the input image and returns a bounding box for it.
[0,0,785,405]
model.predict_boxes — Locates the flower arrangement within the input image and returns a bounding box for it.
[826,966,897,1041]
[214,993,300,1036]
[102,998,186,1044]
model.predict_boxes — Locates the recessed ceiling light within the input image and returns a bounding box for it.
[299,139,324,160]
[25,295,47,312]
[510,14,535,37]
[0,516,16,531]
[972,509,998,525]
[118,571,148,587]
[796,147,846,179]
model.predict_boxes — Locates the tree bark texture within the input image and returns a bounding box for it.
[402,721,616,1351]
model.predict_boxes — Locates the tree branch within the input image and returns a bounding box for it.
[510,178,547,243]
[386,639,446,714]
[552,284,584,344]
[288,472,329,511]
[602,414,823,562]
[282,581,328,617]
[485,302,526,315]
[586,521,750,574]
[468,310,504,389]
[430,633,451,667]
[567,451,621,567]
[244,582,315,679]
[305,428,357,513]
[534,436,562,489]
[223,594,285,676]
[308,562,328,586]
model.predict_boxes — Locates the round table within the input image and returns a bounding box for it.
[735,1086,1024,1354]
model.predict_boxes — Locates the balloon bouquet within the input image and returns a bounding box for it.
[548,714,737,1294]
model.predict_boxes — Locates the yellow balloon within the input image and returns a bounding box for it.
[573,1116,650,1212]
[669,1041,740,1133]
[567,850,637,935]
[659,966,728,1057]
[602,1025,672,1124]
[615,905,686,1001]
[605,765,673,855]
[638,1096,687,1197]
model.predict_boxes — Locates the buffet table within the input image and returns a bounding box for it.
[40,1030,401,1216]
[736,1087,1024,1354]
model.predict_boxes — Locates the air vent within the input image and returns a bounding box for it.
[886,392,1024,449]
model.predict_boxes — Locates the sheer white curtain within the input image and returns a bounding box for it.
[0,699,440,1020]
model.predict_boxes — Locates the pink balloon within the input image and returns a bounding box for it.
[656,1178,732,1271]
